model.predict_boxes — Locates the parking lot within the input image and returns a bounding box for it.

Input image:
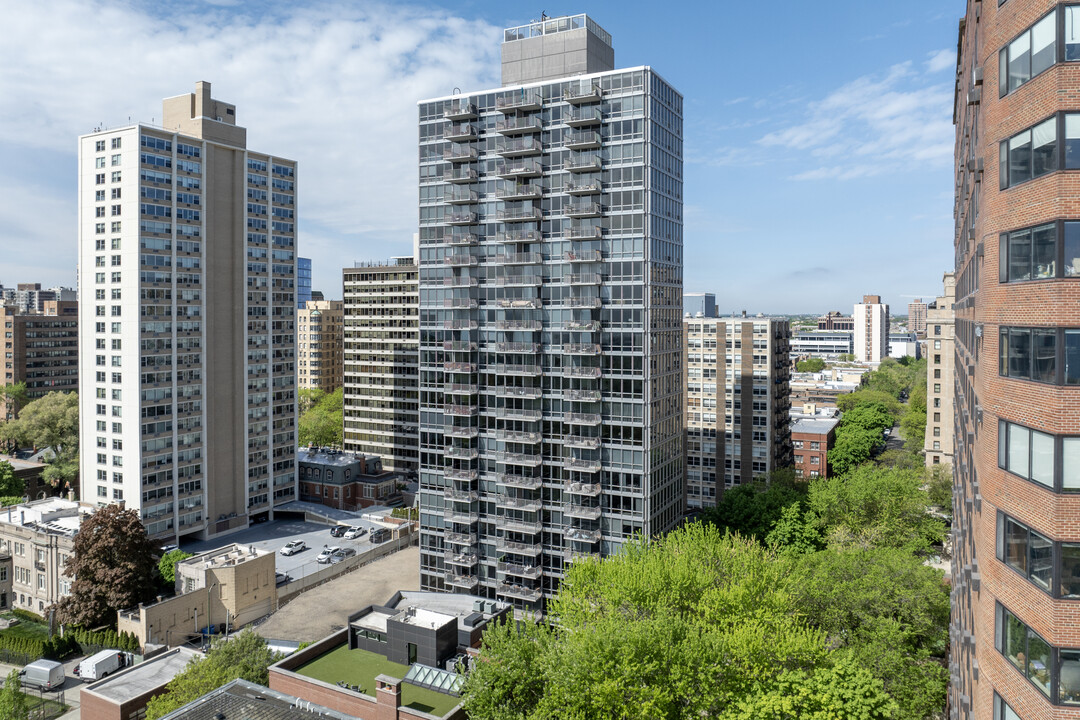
[178,517,395,584]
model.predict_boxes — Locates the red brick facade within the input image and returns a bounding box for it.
[791,423,836,480]
[953,2,1080,718]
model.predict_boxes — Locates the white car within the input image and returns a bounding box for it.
[343,526,367,540]
[316,546,339,564]
[280,540,307,556]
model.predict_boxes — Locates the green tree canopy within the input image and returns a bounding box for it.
[796,357,826,373]
[829,425,880,477]
[700,470,806,542]
[298,387,342,447]
[158,549,193,586]
[840,402,895,434]
[836,389,902,416]
[0,462,24,498]
[55,504,160,628]
[0,391,79,488]
[0,669,29,720]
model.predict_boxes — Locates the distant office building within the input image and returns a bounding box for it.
[853,295,889,363]
[907,298,927,336]
[77,82,298,541]
[791,331,853,360]
[417,14,683,614]
[791,417,839,479]
[888,332,921,360]
[924,273,954,467]
[0,284,76,315]
[342,258,419,472]
[298,300,343,392]
[1,300,78,420]
[816,311,854,331]
[683,292,717,318]
[684,316,791,507]
[297,257,312,308]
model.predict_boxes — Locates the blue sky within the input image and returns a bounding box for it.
[0,0,959,313]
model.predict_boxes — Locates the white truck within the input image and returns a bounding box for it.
[20,659,65,690]
[77,649,123,682]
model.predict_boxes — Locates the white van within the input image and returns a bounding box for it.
[78,649,123,682]
[20,659,65,691]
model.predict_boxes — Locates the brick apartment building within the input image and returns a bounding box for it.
[790,418,839,480]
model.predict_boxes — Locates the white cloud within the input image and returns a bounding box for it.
[925,49,955,73]
[759,62,953,181]
[0,0,502,293]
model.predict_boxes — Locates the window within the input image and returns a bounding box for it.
[1002,117,1057,189]
[994,693,1021,719]
[998,604,1051,696]
[1000,418,1080,493]
[111,137,121,149]
[999,514,1053,591]
[95,173,105,185]
[1000,10,1056,97]
[95,157,106,169]
[95,140,105,152]
[111,171,121,182]
[1000,327,1058,383]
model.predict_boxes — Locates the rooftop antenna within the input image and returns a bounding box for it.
[541,11,547,20]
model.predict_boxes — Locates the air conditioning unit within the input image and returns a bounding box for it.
[972,67,983,86]
[967,87,982,105]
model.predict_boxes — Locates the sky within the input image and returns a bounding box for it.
[0,0,960,314]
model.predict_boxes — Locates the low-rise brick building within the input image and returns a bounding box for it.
[298,448,403,511]
[791,418,839,480]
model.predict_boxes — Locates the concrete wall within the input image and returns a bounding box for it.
[501,29,614,85]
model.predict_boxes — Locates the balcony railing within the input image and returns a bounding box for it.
[564,131,601,150]
[444,466,479,479]
[565,343,601,355]
[497,451,542,467]
[564,412,601,425]
[497,583,544,602]
[496,91,543,112]
[446,232,477,245]
[496,495,542,512]
[566,457,601,473]
[444,146,478,162]
[565,389,601,402]
[498,230,540,243]
[491,363,542,376]
[443,298,478,309]
[495,275,542,287]
[445,572,480,589]
[444,167,478,183]
[445,124,478,141]
[501,518,544,534]
[497,429,542,443]
[494,386,542,399]
[565,481,602,497]
[445,212,478,226]
[497,473,543,490]
[443,276,478,287]
[443,507,479,523]
[565,296,601,308]
[445,550,478,566]
[445,447,479,462]
[565,549,599,563]
[495,341,541,353]
[444,319,478,329]
[565,320,600,331]
[444,102,477,120]
[443,340,477,352]
[496,298,542,309]
[564,366,602,379]
[565,226,602,240]
[444,189,478,204]
[495,320,542,330]
[496,536,542,554]
[496,117,543,134]
[565,527,601,543]
[564,107,603,126]
[496,208,542,222]
[444,383,478,394]
[445,489,478,502]
[565,203,602,218]
[502,408,542,421]
[565,155,601,172]
[497,561,543,580]
[565,180,602,195]
[496,161,543,178]
[444,253,477,266]
[496,184,542,200]
[563,435,601,449]
[563,502,602,520]
[564,85,602,104]
[494,252,543,266]
[497,137,543,157]
[444,531,477,545]
[445,404,478,417]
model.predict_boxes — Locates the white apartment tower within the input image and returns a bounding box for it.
[77,82,298,541]
[853,294,890,363]
[417,15,683,617]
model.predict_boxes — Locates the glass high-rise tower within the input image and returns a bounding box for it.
[416,14,683,616]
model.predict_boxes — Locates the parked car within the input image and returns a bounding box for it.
[280,540,307,556]
[329,547,357,564]
[370,528,389,544]
[20,660,64,691]
[275,571,292,586]
[343,526,366,540]
[317,546,340,563]
[329,525,347,538]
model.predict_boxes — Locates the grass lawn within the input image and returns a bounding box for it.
[0,614,49,642]
[17,692,67,718]
[297,644,460,717]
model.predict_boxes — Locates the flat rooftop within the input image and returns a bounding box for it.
[791,418,841,435]
[83,647,201,703]
[157,678,355,720]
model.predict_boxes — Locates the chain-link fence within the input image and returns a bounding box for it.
[275,533,417,608]
[0,676,67,720]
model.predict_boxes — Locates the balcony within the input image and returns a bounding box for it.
[445,404,478,417]
[568,274,602,287]
[565,203,602,218]
[446,232,477,245]
[563,366,602,379]
[445,572,480,590]
[496,208,542,223]
[564,527,601,543]
[445,447,479,461]
[494,386,542,400]
[497,452,542,468]
[444,146,478,163]
[496,429,542,443]
[443,340,477,352]
[566,457,601,473]
[495,320,542,330]
[491,363,542,376]
[564,107,602,127]
[564,85,602,104]
[444,466,479,479]
[565,180,602,195]
[444,319,478,330]
[444,361,477,373]
[497,561,543,580]
[444,102,477,120]
[496,495,542,512]
[444,383,478,395]
[445,550,478,567]
[563,435,600,449]
[565,156,601,173]
[565,320,600,332]
[564,343,601,355]
[495,341,540,353]
[497,184,542,201]
[501,408,542,421]
[444,531,477,546]
[497,138,543,157]
[496,536,542,555]
[565,481,601,497]
[501,518,543,534]
[497,229,540,243]
[443,507,479,524]
[497,583,544,602]
[444,167,478,183]
[445,488,479,502]
[443,298,477,309]
[443,276,478,288]
[444,253,478,266]
[445,124,478,142]
[444,189,478,205]
[496,161,543,178]
[495,275,542,287]
[565,296,601,308]
[445,212,478,226]
[565,549,599,564]
[498,473,542,490]
[496,116,543,135]
[564,412,601,426]
[564,131,601,150]
[496,298,542,309]
[563,502,602,520]
[565,226,602,240]
[496,91,543,112]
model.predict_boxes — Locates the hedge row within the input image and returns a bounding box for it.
[0,626,139,662]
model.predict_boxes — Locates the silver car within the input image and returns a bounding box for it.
[316,545,339,563]
[280,540,307,556]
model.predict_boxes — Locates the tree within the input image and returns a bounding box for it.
[0,669,29,720]
[900,408,927,447]
[0,462,23,497]
[0,391,78,489]
[926,463,953,520]
[727,661,899,720]
[836,389,901,416]
[829,425,879,476]
[145,630,281,719]
[841,402,895,435]
[701,470,806,542]
[158,549,193,586]
[54,504,160,628]
[796,357,825,373]
[837,353,856,362]
[0,383,27,423]
[298,387,342,447]
[297,387,326,415]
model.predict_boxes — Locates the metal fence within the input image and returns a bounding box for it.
[0,676,67,720]
[275,533,417,608]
